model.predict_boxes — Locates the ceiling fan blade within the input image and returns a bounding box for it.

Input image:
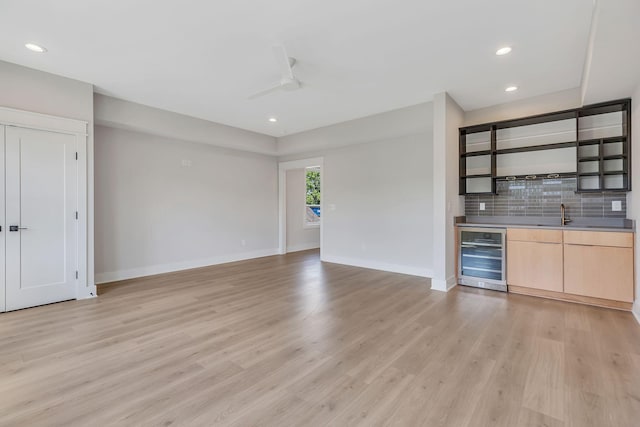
[247,82,284,100]
[272,45,294,79]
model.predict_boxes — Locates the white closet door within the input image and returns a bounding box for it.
[5,126,77,311]
[0,126,4,312]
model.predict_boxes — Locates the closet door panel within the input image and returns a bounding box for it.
[5,126,77,311]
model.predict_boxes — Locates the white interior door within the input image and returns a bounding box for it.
[5,126,77,311]
[0,126,5,312]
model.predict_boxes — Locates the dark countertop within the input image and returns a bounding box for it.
[455,216,635,233]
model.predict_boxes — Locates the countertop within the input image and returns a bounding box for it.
[455,216,635,233]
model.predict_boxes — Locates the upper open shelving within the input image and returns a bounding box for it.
[459,99,631,195]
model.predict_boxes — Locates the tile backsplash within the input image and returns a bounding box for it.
[465,177,626,218]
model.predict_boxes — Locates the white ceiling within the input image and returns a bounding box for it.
[0,0,600,136]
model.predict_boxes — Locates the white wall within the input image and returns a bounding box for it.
[627,84,640,322]
[0,60,94,121]
[94,125,278,283]
[320,135,432,276]
[286,169,320,252]
[0,60,96,294]
[464,87,581,127]
[278,103,432,156]
[94,94,277,155]
[431,93,464,291]
[279,102,433,278]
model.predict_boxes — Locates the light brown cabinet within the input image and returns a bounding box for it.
[506,228,635,310]
[507,230,563,292]
[563,231,634,303]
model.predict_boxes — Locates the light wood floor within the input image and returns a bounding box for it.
[1,250,639,426]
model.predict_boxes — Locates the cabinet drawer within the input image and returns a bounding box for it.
[507,228,562,243]
[563,230,633,247]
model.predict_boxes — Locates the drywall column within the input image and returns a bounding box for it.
[431,92,464,291]
[628,84,640,323]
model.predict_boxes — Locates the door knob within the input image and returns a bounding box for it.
[9,226,27,231]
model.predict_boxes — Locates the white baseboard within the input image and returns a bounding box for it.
[633,300,640,325]
[321,254,432,278]
[430,276,457,292]
[76,286,98,299]
[95,248,279,284]
[286,242,320,253]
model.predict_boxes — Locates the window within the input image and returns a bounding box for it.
[305,167,320,227]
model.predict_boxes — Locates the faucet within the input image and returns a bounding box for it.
[561,203,572,226]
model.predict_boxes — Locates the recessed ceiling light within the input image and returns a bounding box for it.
[268,117,277,123]
[496,46,512,56]
[25,43,47,53]
[505,86,518,92]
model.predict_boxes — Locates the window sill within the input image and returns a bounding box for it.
[303,223,320,229]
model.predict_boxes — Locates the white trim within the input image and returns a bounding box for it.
[0,106,87,135]
[279,157,325,171]
[286,242,321,253]
[278,157,324,256]
[75,130,95,299]
[322,254,433,278]
[430,276,458,292]
[633,300,640,325]
[95,248,279,284]
[86,116,95,296]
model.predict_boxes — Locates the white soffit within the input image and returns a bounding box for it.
[581,0,640,104]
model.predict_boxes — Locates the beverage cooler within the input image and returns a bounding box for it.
[458,227,507,292]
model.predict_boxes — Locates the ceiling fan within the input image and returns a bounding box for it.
[248,45,302,99]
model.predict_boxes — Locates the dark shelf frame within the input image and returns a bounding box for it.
[495,141,576,155]
[578,136,627,146]
[461,173,492,179]
[575,99,631,192]
[459,98,632,195]
[495,172,576,181]
[461,150,491,158]
[576,188,630,193]
[578,155,626,162]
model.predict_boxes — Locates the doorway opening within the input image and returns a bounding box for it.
[278,158,323,256]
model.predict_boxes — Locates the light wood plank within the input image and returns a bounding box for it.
[563,230,633,248]
[0,250,638,426]
[564,244,634,302]
[522,337,565,421]
[508,228,563,243]
[507,240,563,291]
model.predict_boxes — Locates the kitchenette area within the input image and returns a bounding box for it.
[456,98,635,311]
